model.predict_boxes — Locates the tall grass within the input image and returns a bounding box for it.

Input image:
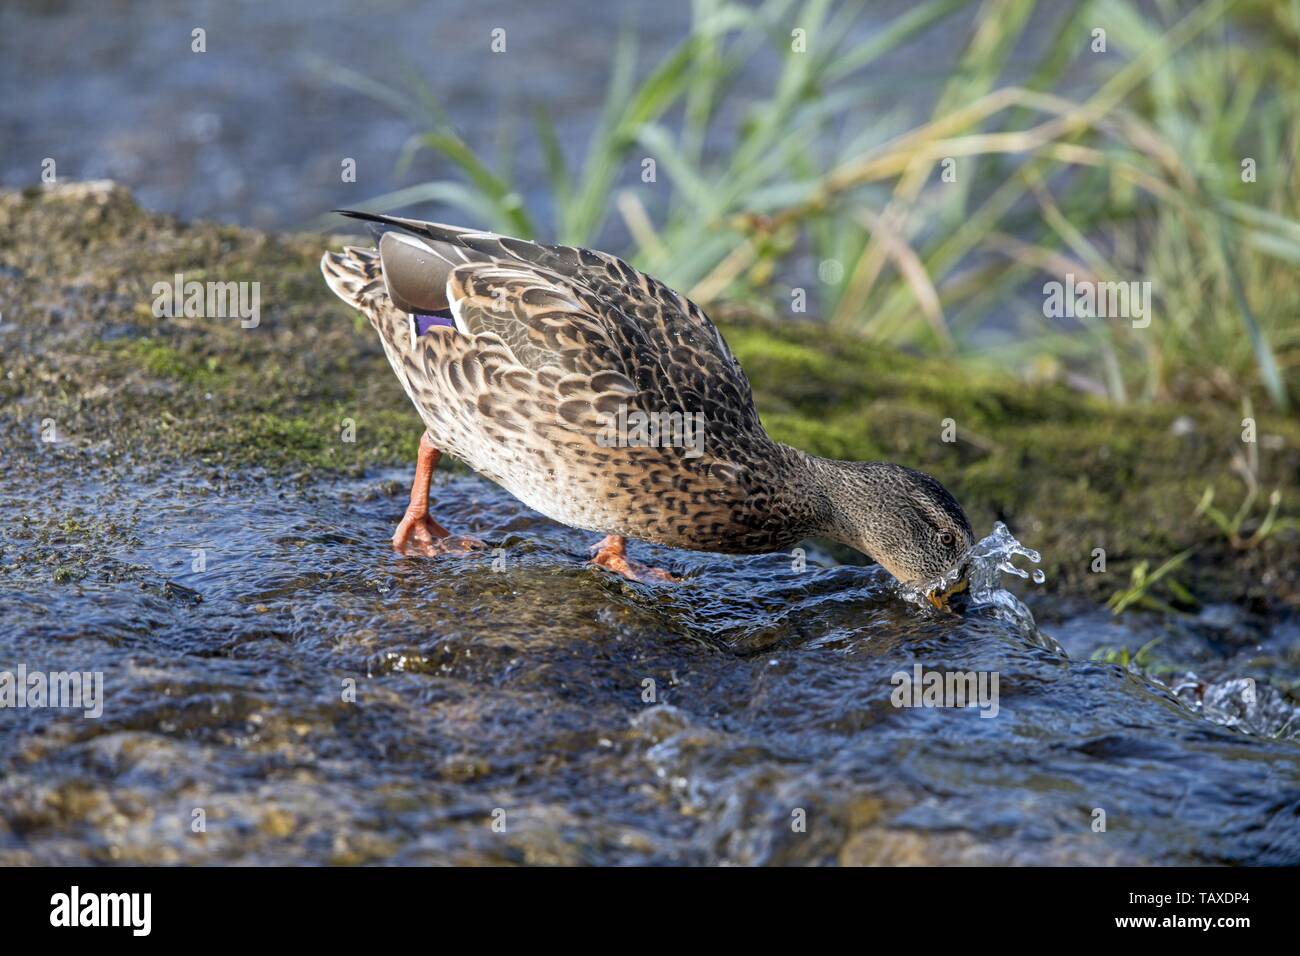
[322,0,1300,409]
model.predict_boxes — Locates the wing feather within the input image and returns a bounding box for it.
[336,210,765,447]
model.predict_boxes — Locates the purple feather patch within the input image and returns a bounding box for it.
[414,311,456,335]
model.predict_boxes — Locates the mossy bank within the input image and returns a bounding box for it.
[3,182,1299,610]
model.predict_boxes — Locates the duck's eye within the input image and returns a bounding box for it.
[937,531,956,547]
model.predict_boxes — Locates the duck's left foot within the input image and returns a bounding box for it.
[589,535,677,583]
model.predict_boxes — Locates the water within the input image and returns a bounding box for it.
[970,521,1048,589]
[0,0,955,232]
[2,454,1297,865]
[0,0,696,229]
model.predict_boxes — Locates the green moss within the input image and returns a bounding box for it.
[758,412,878,462]
[104,339,224,385]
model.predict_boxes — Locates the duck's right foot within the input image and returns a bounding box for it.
[392,511,484,557]
[589,535,677,583]
[390,430,485,557]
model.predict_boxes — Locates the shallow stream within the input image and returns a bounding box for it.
[2,455,1296,864]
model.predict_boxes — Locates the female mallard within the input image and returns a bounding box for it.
[322,211,973,604]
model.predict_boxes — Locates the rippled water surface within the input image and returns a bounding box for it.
[1,454,1298,865]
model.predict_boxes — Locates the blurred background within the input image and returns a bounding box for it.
[3,0,1297,406]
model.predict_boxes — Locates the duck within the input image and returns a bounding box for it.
[321,211,973,606]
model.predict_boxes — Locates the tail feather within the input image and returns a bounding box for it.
[320,245,387,313]
[334,209,475,248]
[321,243,423,359]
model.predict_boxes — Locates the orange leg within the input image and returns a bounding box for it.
[589,535,676,583]
[392,433,483,557]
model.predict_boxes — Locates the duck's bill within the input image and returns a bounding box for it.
[925,576,969,611]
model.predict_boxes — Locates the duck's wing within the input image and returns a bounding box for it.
[444,258,712,450]
[337,211,767,448]
[445,260,634,379]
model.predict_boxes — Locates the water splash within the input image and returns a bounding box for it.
[897,521,1044,607]
[896,521,1052,647]
[1170,674,1299,739]
[968,520,1046,599]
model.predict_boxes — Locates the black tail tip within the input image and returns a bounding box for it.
[332,209,398,244]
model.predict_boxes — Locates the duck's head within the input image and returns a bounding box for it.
[812,460,974,607]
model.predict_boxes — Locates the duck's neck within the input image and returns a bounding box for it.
[773,445,880,549]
